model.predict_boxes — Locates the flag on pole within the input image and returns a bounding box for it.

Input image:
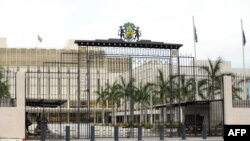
[192,16,198,59]
[194,24,198,43]
[242,29,246,46]
[38,35,43,42]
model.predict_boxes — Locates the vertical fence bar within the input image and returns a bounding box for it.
[159,125,164,140]
[40,122,46,141]
[138,126,142,141]
[202,124,207,139]
[90,126,95,141]
[169,50,173,138]
[87,46,91,138]
[66,126,70,141]
[181,124,186,140]
[128,56,134,138]
[177,49,181,138]
[114,126,119,141]
[77,50,80,138]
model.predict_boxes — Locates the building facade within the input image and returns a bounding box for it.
[1,38,250,138]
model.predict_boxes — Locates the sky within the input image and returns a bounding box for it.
[0,0,250,68]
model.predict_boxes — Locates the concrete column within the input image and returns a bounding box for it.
[17,72,26,107]
[223,75,250,125]
[0,72,25,139]
[223,76,232,125]
[16,72,26,138]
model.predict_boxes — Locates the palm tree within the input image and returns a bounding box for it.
[232,78,243,100]
[0,66,10,98]
[96,86,108,124]
[197,79,208,100]
[154,69,170,104]
[199,57,233,100]
[172,75,196,102]
[153,69,171,122]
[105,81,122,124]
[134,82,154,123]
[117,76,136,123]
[173,75,208,101]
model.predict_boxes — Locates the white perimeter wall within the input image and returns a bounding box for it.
[224,76,250,124]
[0,72,25,139]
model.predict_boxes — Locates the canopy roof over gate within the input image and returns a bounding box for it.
[26,99,67,108]
[154,99,222,109]
[75,38,183,49]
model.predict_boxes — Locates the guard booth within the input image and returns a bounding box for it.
[154,99,223,137]
[25,99,67,139]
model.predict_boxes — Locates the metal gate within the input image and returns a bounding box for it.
[25,39,224,139]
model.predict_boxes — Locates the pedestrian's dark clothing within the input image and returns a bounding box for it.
[25,112,32,134]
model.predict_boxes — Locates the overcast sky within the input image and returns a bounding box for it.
[0,0,249,68]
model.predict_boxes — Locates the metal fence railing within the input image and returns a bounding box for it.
[0,43,237,139]
[22,46,229,139]
[0,70,16,107]
[232,75,250,108]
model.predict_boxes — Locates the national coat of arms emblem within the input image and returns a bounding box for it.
[118,22,141,41]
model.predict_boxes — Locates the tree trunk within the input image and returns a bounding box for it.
[140,102,143,123]
[129,96,134,138]
[160,108,164,123]
[144,106,148,123]
[112,102,115,124]
[124,97,127,123]
[102,104,105,124]
[115,103,117,125]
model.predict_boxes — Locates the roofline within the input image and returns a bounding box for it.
[74,38,183,49]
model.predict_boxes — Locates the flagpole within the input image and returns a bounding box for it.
[192,16,199,100]
[36,34,38,67]
[193,16,197,60]
[241,19,247,99]
[36,34,43,67]
[241,19,245,72]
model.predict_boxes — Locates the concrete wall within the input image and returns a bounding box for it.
[0,72,25,139]
[0,38,7,47]
[224,76,250,125]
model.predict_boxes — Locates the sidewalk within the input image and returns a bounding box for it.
[25,137,224,141]
[81,137,223,141]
